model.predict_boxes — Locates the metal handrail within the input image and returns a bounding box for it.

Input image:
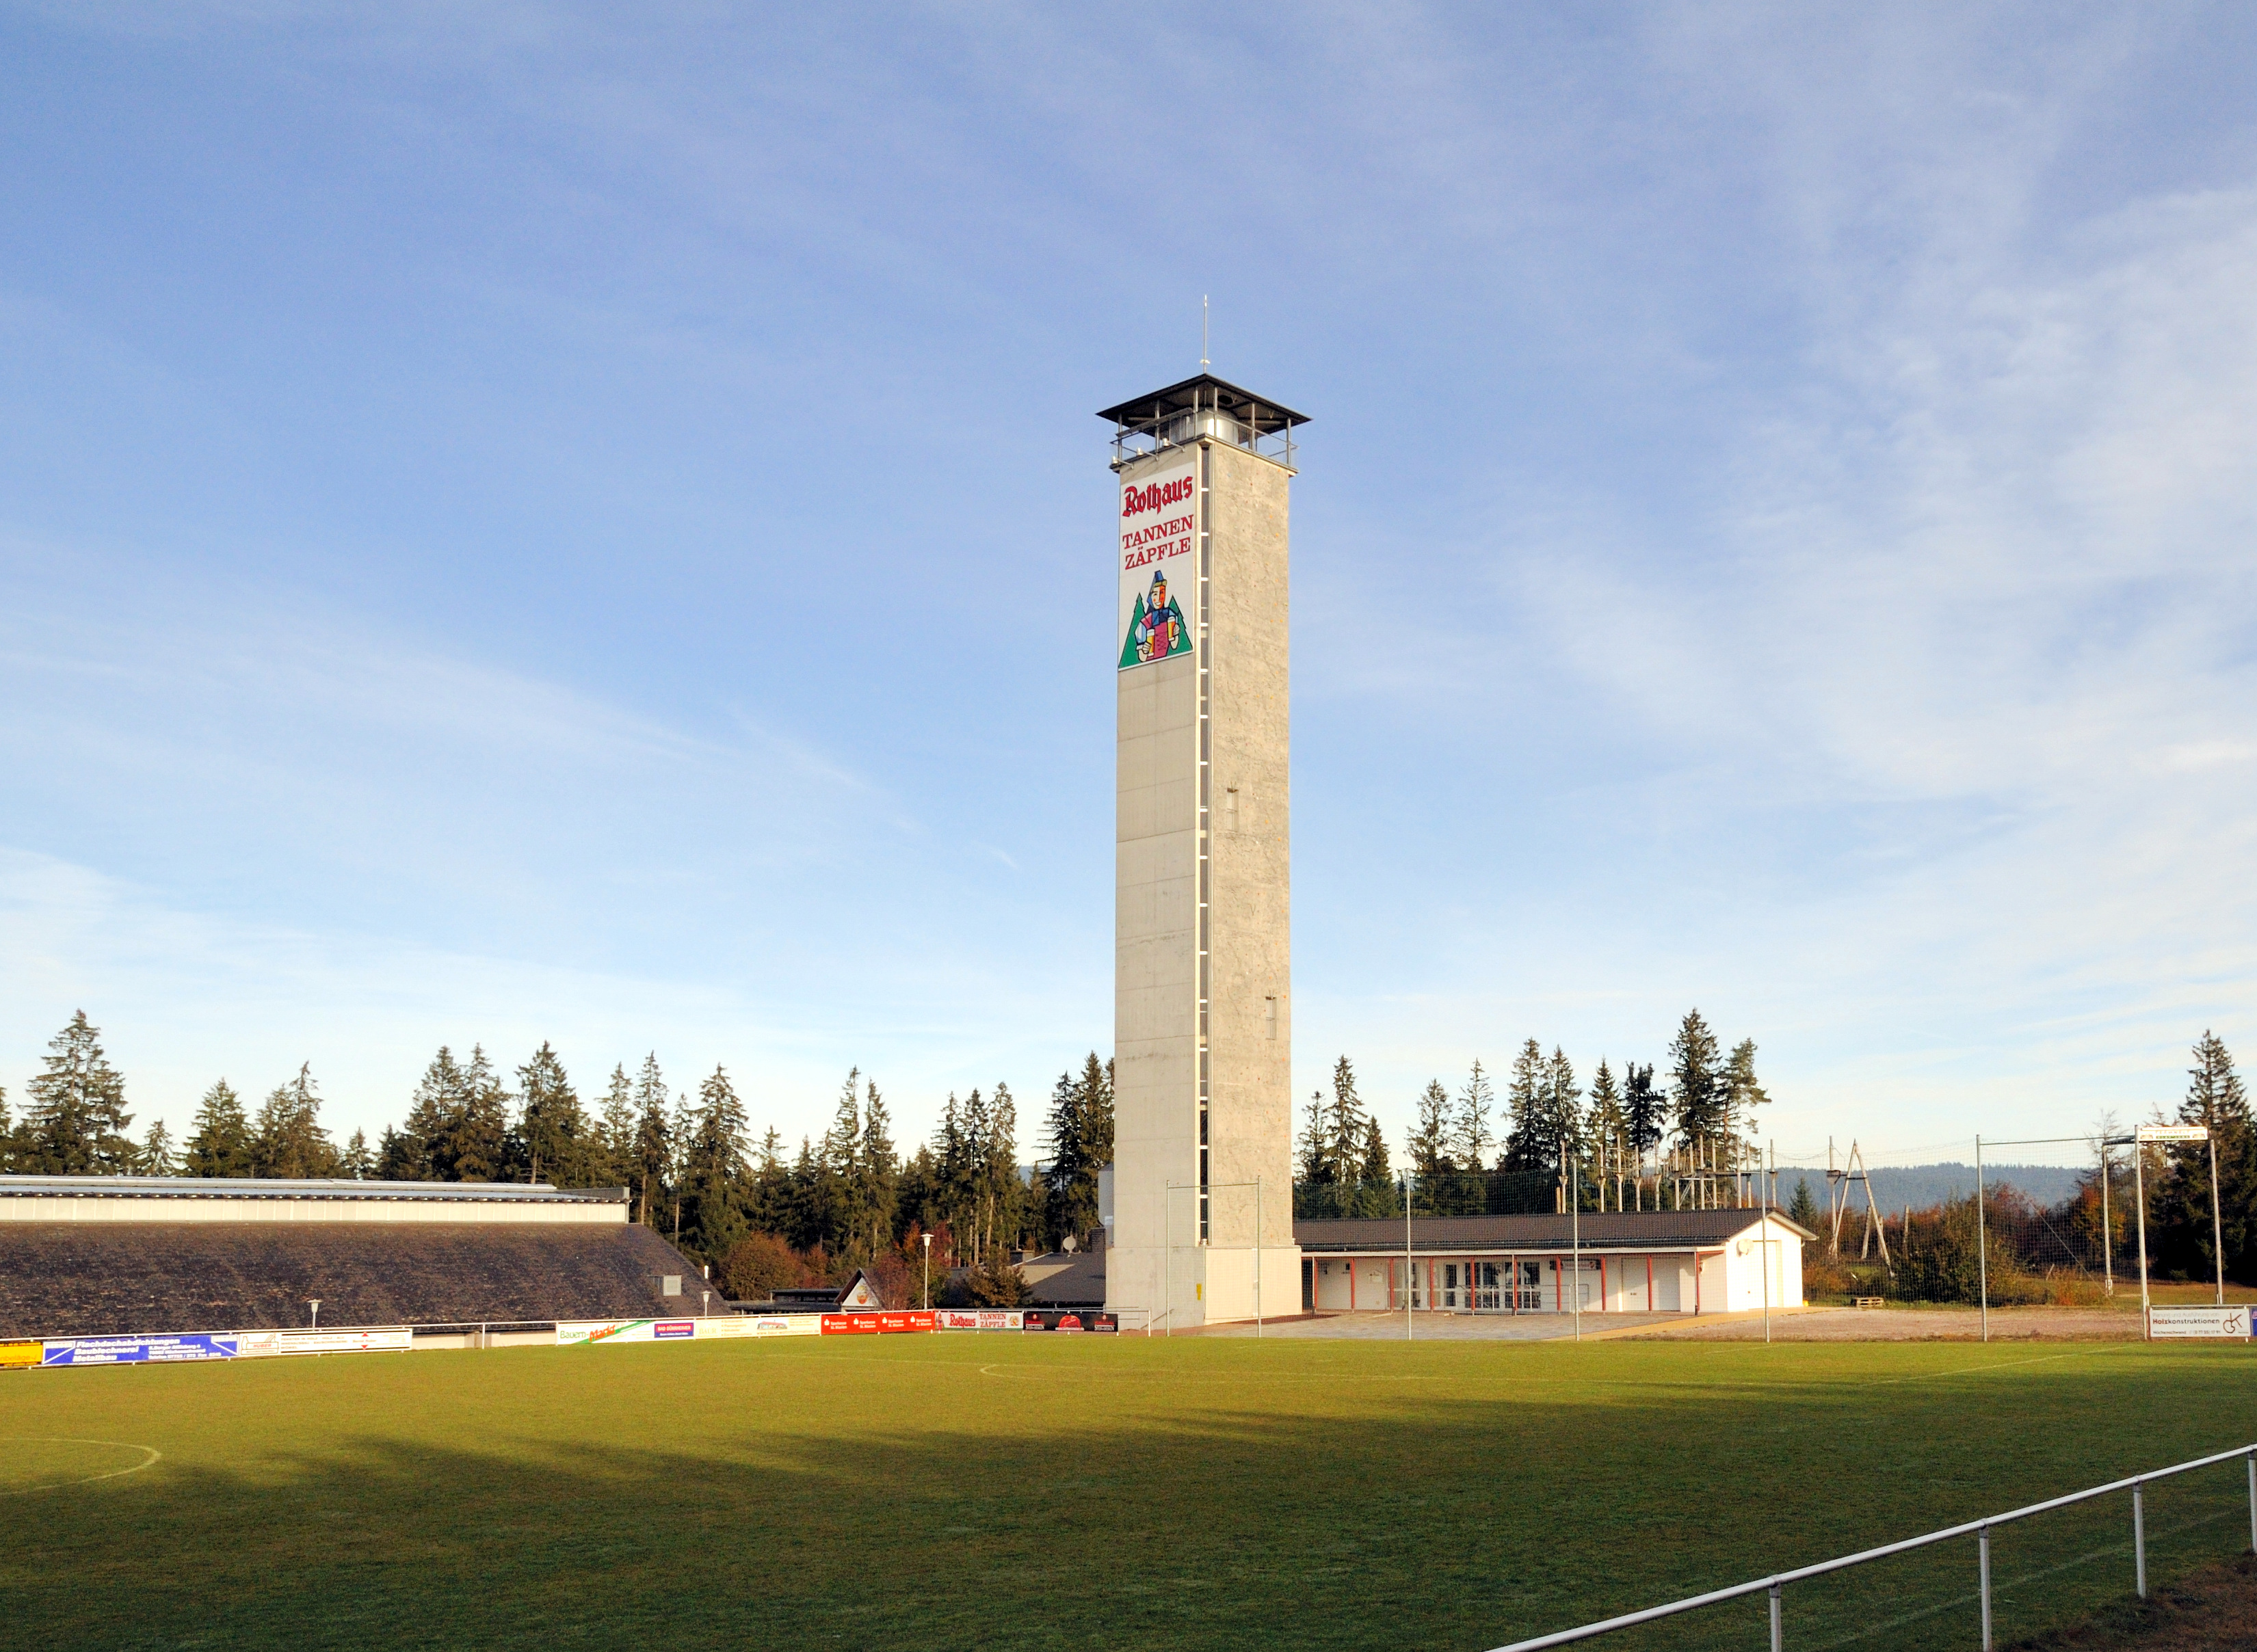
[1488,1441,2257,1651]
[1110,408,1296,470]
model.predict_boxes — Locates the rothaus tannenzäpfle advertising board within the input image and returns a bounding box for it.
[1118,459,1198,671]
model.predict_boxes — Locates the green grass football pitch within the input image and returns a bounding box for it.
[5,1335,2255,1651]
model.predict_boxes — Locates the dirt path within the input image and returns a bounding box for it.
[2007,1555,2257,1648]
[1624,1305,2147,1340]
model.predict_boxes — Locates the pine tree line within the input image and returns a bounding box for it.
[0,1011,1117,1294]
[1294,1056,1401,1218]
[1383,1009,1768,1196]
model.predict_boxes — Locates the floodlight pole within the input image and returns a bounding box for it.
[1975,1134,1988,1344]
[1761,1221,1771,1348]
[2134,1146,2150,1336]
[1571,1150,1583,1342]
[2209,1135,2226,1308]
[1404,1173,1414,1342]
[2099,1138,2113,1298]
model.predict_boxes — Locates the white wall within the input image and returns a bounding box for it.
[1304,1236,1801,1316]
[1717,1220,1805,1310]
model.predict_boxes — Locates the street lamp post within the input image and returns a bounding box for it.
[922,1231,932,1311]
[308,1299,321,1329]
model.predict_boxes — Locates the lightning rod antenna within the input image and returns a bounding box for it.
[1200,295,1209,371]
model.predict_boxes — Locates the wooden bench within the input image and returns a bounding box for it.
[1854,1296,1885,1310]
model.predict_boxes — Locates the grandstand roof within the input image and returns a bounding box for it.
[0,1175,624,1206]
[1025,1251,1105,1306]
[1294,1208,1816,1253]
[0,1220,708,1338]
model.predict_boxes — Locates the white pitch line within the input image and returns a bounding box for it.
[0,1438,163,1497]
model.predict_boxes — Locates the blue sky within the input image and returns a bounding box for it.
[4,5,2254,1167]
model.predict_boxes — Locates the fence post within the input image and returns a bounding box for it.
[1979,1525,1992,1651]
[2133,1480,2147,1599]
[1768,1582,1782,1652]
[2247,1451,2255,1556]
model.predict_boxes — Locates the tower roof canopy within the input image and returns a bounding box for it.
[1096,373,1309,434]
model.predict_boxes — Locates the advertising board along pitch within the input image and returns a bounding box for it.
[821,1311,936,1335]
[934,1309,1120,1333]
[936,1309,1023,1331]
[42,1334,239,1366]
[2147,1306,2252,1340]
[235,1329,412,1358]
[555,1312,935,1346]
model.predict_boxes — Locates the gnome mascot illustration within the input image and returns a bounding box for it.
[1135,564,1187,663]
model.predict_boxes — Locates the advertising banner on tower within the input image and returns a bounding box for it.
[1119,459,1198,670]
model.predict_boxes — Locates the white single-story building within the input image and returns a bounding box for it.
[1296,1208,1812,1316]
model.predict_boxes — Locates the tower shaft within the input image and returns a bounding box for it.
[1103,375,1303,1329]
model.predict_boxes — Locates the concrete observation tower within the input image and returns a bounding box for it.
[1100,375,1307,1331]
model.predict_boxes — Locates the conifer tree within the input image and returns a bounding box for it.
[960,1087,992,1262]
[1539,1047,1584,1184]
[932,1092,967,1253]
[1502,1038,1547,1173]
[1669,1011,1726,1145]
[376,1125,419,1180]
[1721,1038,1771,1145]
[986,1081,1024,1255]
[513,1042,588,1186]
[340,1128,373,1180]
[1789,1177,1821,1230]
[1358,1115,1399,1216]
[136,1119,177,1176]
[1297,1089,1330,1189]
[1084,1051,1115,1168]
[1453,1060,1495,1173]
[747,1125,789,1234]
[252,1064,339,1177]
[787,1135,822,1251]
[393,1046,466,1181]
[184,1079,255,1177]
[680,1065,751,1265]
[451,1046,510,1182]
[21,1011,133,1174]
[1586,1058,1627,1197]
[1041,1069,1082,1241]
[631,1054,671,1228]
[1623,1063,1663,1160]
[596,1064,635,1188]
[2156,1031,2254,1283]
[1041,1054,1111,1245]
[1406,1078,1451,1180]
[666,1082,696,1232]
[1324,1058,1366,1195]
[858,1078,899,1262]
[819,1069,864,1251]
